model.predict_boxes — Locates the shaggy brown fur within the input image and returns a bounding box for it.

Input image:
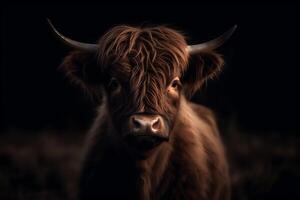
[60,25,229,200]
[97,25,189,124]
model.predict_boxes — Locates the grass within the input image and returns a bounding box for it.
[0,129,299,200]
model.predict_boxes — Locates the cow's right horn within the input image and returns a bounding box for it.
[47,19,98,52]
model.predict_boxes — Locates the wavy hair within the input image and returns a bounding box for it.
[97,25,189,115]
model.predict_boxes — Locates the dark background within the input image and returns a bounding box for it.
[1,2,299,133]
[1,2,299,200]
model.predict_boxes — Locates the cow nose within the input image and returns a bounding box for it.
[126,114,169,151]
[130,115,162,134]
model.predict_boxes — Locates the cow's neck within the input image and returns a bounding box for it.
[133,141,173,200]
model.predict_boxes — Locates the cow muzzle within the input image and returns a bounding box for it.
[124,114,169,151]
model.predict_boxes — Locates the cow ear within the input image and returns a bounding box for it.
[60,51,102,90]
[182,51,224,98]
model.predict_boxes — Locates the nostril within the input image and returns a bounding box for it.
[132,117,141,129]
[151,118,161,130]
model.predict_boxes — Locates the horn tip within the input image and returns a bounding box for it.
[230,25,238,35]
[233,24,238,32]
[47,18,56,32]
[223,25,237,42]
[46,18,52,26]
[228,25,238,35]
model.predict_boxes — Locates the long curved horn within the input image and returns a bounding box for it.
[187,25,237,55]
[47,19,98,52]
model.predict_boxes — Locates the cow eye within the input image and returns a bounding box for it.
[108,77,121,91]
[170,78,181,89]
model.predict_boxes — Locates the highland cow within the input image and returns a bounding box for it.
[49,20,236,200]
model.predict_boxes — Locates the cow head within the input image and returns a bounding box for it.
[49,20,236,155]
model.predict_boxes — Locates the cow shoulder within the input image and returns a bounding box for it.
[184,102,230,199]
[188,102,219,137]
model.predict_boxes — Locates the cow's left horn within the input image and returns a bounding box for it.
[47,19,98,52]
[187,25,237,55]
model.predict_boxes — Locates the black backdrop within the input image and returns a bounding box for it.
[1,2,299,133]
